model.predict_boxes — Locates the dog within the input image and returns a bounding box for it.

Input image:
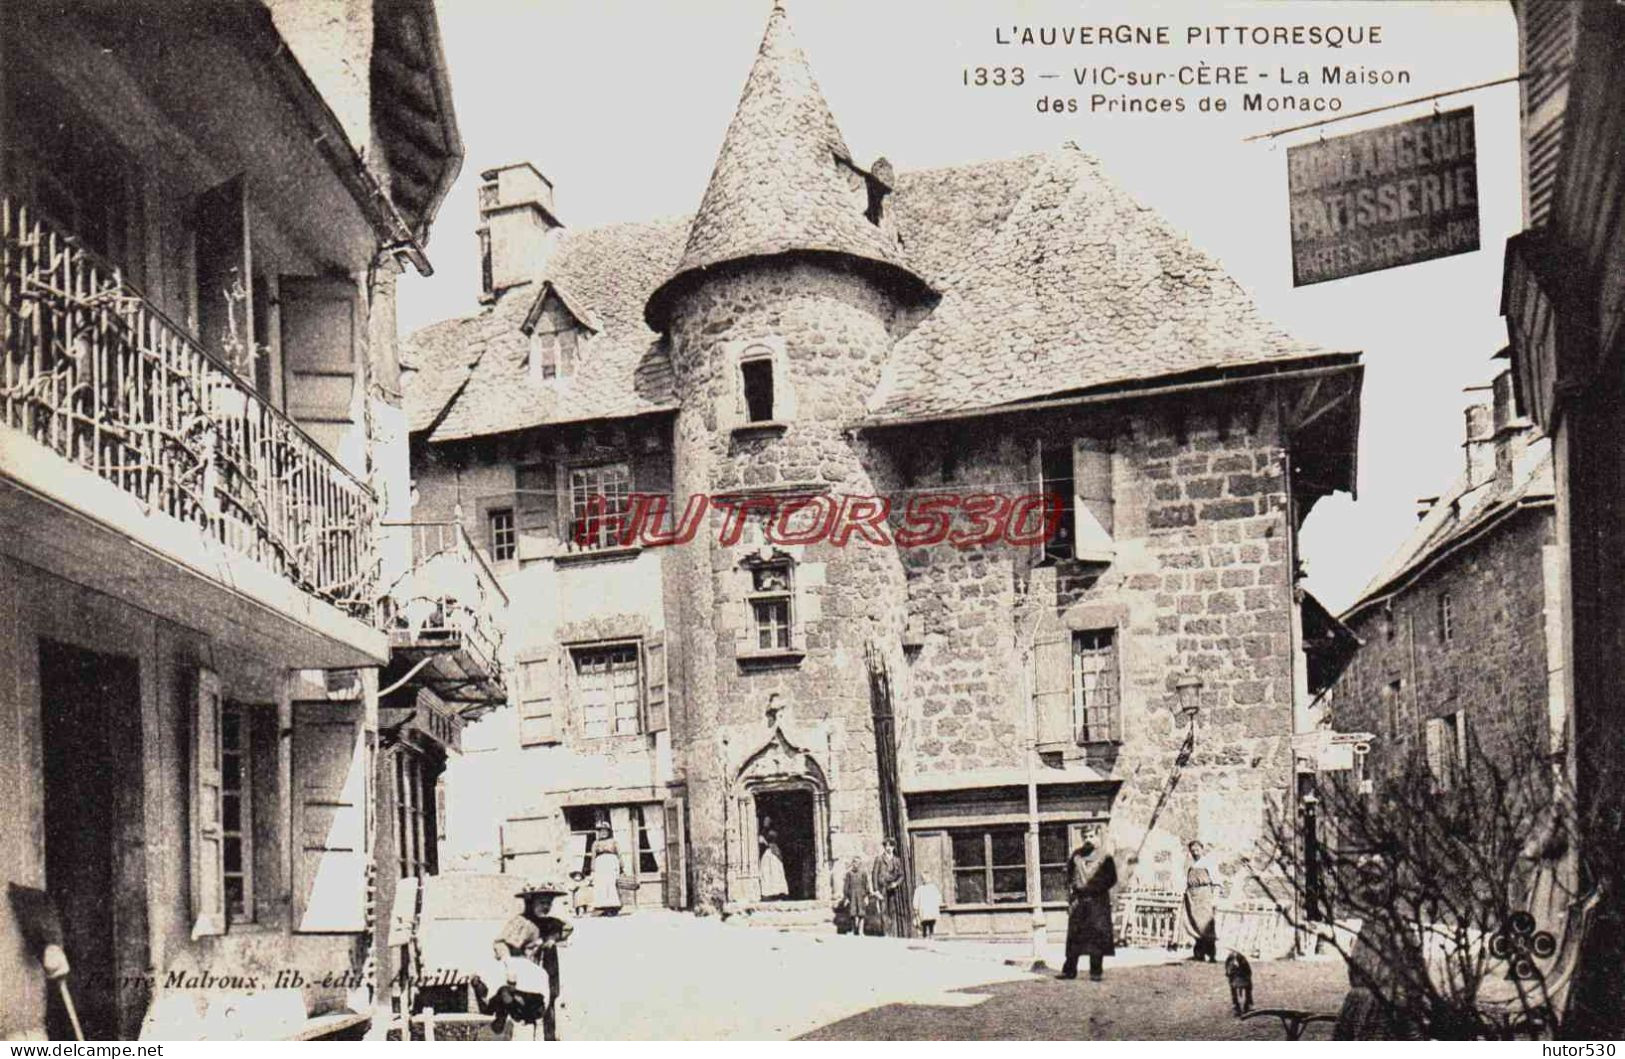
[1224,952,1254,1015]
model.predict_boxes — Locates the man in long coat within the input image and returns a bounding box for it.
[870,839,907,937]
[1060,840,1118,981]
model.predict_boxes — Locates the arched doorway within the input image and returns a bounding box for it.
[732,727,830,905]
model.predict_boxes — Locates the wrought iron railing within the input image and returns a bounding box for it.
[1,197,378,615]
[380,521,508,686]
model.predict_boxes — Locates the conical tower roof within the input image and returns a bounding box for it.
[644,2,934,330]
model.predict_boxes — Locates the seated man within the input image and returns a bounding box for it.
[473,881,572,1039]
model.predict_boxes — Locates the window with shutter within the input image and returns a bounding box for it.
[281,276,359,462]
[1073,439,1115,562]
[572,643,641,738]
[194,176,253,373]
[1032,630,1073,747]
[292,702,368,933]
[515,463,559,561]
[517,649,560,746]
[644,634,668,733]
[190,669,226,938]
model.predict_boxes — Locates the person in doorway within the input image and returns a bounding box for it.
[590,822,623,916]
[1059,839,1118,981]
[759,829,790,900]
[913,877,942,938]
[476,881,571,1039]
[1182,840,1220,963]
[870,838,906,936]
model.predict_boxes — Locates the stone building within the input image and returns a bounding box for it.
[406,4,1362,938]
[0,0,488,1040]
[1325,368,1558,787]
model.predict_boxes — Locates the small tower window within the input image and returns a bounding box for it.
[478,228,493,297]
[741,356,775,423]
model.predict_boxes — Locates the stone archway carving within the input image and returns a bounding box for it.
[731,724,831,905]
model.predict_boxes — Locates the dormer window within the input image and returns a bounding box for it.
[522,282,598,383]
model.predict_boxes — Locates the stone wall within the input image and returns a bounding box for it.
[1330,507,1556,778]
[874,394,1301,892]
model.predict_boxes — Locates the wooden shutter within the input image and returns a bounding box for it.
[517,648,560,746]
[1424,716,1446,788]
[292,702,368,933]
[281,275,359,460]
[190,668,226,939]
[194,175,253,370]
[663,796,688,909]
[1033,628,1073,747]
[911,831,949,896]
[503,813,554,879]
[1453,709,1469,784]
[644,634,668,733]
[515,463,558,561]
[1073,439,1115,562]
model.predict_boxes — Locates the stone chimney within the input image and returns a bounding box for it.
[1490,367,1531,488]
[476,163,561,301]
[1463,401,1495,490]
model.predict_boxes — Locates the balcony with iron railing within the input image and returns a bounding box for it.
[1,196,380,631]
[380,521,508,706]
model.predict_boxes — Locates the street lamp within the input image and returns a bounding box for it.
[1173,673,1203,726]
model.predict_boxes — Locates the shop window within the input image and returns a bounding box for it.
[1072,629,1120,743]
[489,506,516,561]
[564,806,602,876]
[573,642,641,738]
[221,701,253,923]
[632,804,661,874]
[1039,824,1076,903]
[748,562,794,650]
[569,462,632,551]
[950,827,1027,905]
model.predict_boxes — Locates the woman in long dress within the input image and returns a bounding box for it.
[759,829,790,900]
[590,823,623,916]
[1182,840,1220,962]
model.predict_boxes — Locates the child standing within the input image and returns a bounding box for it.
[913,878,942,938]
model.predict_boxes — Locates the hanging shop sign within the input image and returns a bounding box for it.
[1287,106,1479,285]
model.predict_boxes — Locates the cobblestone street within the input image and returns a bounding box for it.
[540,913,1346,1041]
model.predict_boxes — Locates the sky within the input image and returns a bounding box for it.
[399,0,1523,612]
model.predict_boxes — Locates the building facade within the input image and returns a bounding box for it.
[0,0,483,1040]
[1500,0,1625,1036]
[407,4,1362,940]
[1326,369,1558,788]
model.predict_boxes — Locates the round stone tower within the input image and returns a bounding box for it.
[644,2,935,912]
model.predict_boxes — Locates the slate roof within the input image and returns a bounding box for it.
[642,1,932,331]
[404,215,686,441]
[1343,434,1554,621]
[404,10,1353,442]
[866,146,1341,421]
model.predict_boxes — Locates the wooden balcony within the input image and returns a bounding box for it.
[1,198,382,647]
[381,521,508,706]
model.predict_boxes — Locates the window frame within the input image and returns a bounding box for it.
[949,826,1029,907]
[740,355,776,423]
[488,506,517,561]
[631,804,662,876]
[221,700,254,925]
[746,561,795,651]
[1439,591,1454,643]
[570,641,643,739]
[567,462,632,552]
[1071,628,1120,744]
